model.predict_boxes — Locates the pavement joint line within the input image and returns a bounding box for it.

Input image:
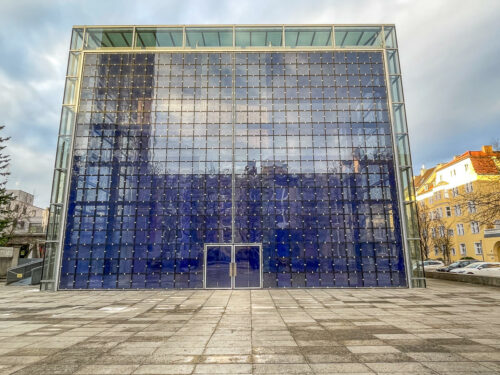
[0,280,499,374]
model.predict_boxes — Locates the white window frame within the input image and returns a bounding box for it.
[470,221,480,234]
[474,242,482,255]
[460,243,466,255]
[468,200,476,214]
[439,226,445,237]
[457,223,464,236]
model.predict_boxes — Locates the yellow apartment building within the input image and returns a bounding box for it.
[414,145,500,263]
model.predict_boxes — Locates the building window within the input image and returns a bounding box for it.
[451,248,456,256]
[465,182,473,193]
[470,221,480,234]
[474,242,482,255]
[460,243,466,255]
[438,207,443,218]
[444,190,449,198]
[431,227,436,238]
[446,206,451,217]
[457,223,464,236]
[434,246,439,256]
[441,245,447,256]
[29,223,44,233]
[451,187,459,197]
[468,201,476,213]
[454,204,462,216]
[448,229,454,236]
[439,226,445,237]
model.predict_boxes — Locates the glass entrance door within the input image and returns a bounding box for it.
[234,245,261,288]
[205,245,232,288]
[204,244,261,289]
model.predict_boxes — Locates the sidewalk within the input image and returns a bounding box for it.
[0,279,499,374]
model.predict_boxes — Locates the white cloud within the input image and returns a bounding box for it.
[7,143,54,208]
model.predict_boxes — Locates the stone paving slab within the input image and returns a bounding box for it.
[0,279,499,374]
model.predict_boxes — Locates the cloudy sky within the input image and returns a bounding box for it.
[1,0,499,207]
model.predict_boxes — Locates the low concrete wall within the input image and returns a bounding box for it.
[0,247,15,278]
[426,271,500,287]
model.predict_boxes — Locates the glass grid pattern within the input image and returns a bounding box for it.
[59,51,407,289]
[78,25,391,50]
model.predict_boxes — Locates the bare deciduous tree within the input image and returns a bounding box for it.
[431,218,455,264]
[0,125,14,246]
[491,137,499,151]
[417,203,432,260]
[454,182,500,228]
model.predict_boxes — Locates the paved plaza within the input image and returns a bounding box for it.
[0,279,499,374]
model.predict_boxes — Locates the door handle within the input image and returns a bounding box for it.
[233,262,237,277]
[229,263,237,277]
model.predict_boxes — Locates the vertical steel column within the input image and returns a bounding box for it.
[41,28,85,291]
[231,52,236,244]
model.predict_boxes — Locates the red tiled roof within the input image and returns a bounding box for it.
[470,156,499,175]
[435,149,500,175]
[414,166,436,190]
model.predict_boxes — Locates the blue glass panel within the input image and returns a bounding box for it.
[74,274,88,289]
[59,274,74,289]
[60,50,407,290]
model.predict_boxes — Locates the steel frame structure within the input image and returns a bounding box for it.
[41,24,425,291]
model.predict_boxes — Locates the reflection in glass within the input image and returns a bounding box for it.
[206,246,232,288]
[185,28,233,47]
[136,28,183,47]
[59,51,408,290]
[285,27,332,47]
[85,28,133,49]
[235,246,261,288]
[335,27,382,47]
[236,27,282,47]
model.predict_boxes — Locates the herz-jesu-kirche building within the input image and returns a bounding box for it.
[41,25,424,290]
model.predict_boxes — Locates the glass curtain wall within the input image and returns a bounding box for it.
[58,50,407,289]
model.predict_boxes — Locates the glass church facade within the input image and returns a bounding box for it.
[42,25,425,291]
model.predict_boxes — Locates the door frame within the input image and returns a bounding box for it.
[203,243,262,289]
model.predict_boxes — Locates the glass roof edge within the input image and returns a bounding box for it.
[73,24,396,29]
[78,47,387,52]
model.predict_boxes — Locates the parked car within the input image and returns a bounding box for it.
[474,267,500,277]
[450,262,488,274]
[421,260,444,272]
[436,259,479,272]
[463,262,500,276]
